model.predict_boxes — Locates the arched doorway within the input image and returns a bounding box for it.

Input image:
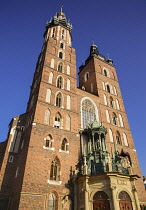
[119,191,133,210]
[93,191,110,210]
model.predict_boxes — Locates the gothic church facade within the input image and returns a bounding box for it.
[0,10,146,210]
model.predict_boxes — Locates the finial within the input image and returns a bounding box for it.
[92,40,94,45]
[60,5,63,13]
[107,54,110,59]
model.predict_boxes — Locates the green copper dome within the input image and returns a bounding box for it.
[91,120,101,129]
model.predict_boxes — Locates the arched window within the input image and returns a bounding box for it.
[50,158,60,181]
[66,115,71,130]
[112,112,118,125]
[102,81,105,90]
[61,138,68,151]
[109,97,114,108]
[46,89,51,103]
[106,109,110,123]
[82,99,96,128]
[118,191,131,201]
[123,133,128,146]
[58,62,63,72]
[49,194,55,210]
[56,93,62,107]
[67,65,70,75]
[54,113,61,128]
[61,29,64,39]
[52,28,55,38]
[67,79,70,91]
[60,42,64,49]
[119,114,124,127]
[67,95,71,110]
[57,76,63,89]
[109,128,114,142]
[116,99,120,110]
[93,191,110,209]
[50,58,55,68]
[104,94,107,105]
[59,52,63,59]
[44,109,50,124]
[116,131,122,145]
[104,69,107,76]
[13,131,22,153]
[48,72,53,84]
[106,85,110,93]
[45,135,52,148]
[114,86,117,95]
[84,72,89,81]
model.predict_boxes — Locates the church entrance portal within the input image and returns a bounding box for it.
[93,191,110,210]
[119,191,133,210]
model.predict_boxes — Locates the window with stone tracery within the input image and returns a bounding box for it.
[48,194,55,210]
[50,158,60,181]
[82,99,96,128]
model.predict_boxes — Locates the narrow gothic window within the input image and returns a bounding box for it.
[46,135,52,148]
[104,94,107,105]
[61,138,68,151]
[48,72,53,84]
[116,99,120,110]
[109,128,114,142]
[66,115,71,130]
[56,93,62,107]
[49,194,55,210]
[57,76,63,89]
[44,109,50,124]
[60,42,64,49]
[119,114,124,127]
[54,113,61,128]
[46,89,51,103]
[66,95,71,110]
[123,133,128,146]
[104,69,107,76]
[67,79,70,91]
[58,62,63,72]
[50,58,55,68]
[116,131,122,144]
[84,72,89,81]
[67,65,70,75]
[109,97,114,108]
[112,113,117,125]
[62,30,64,39]
[106,109,110,123]
[59,52,63,59]
[82,99,96,128]
[50,158,59,181]
[114,86,117,95]
[106,85,110,93]
[52,28,55,38]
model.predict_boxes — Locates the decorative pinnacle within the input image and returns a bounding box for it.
[107,54,110,59]
[60,5,63,13]
[92,40,94,45]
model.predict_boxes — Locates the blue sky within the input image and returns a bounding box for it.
[0,0,146,176]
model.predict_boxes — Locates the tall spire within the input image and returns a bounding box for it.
[46,7,73,32]
[60,5,63,13]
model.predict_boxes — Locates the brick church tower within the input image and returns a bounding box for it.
[0,8,146,210]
